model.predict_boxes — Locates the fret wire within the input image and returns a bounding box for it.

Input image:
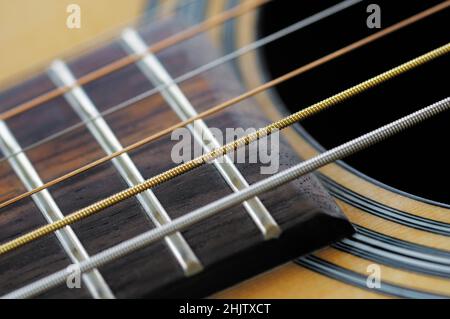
[48,60,203,276]
[5,96,450,299]
[0,0,363,165]
[121,28,281,239]
[0,120,115,299]
[0,0,269,121]
[0,1,442,211]
[1,42,448,255]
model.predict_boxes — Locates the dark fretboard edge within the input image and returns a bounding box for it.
[147,212,355,298]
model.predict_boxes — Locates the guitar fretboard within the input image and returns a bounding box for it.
[0,14,351,298]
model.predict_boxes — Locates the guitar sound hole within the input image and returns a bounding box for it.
[258,0,449,204]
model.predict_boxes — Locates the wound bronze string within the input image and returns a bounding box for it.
[0,3,446,210]
[5,96,450,299]
[0,0,364,166]
[0,0,269,121]
[0,42,448,255]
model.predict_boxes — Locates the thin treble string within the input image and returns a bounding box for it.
[51,0,204,67]
[1,42,448,255]
[0,0,269,121]
[0,0,364,165]
[0,0,198,92]
[0,2,445,210]
[5,97,450,299]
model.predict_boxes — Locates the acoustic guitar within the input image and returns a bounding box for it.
[0,0,449,299]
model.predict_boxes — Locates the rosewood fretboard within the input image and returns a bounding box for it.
[0,16,353,298]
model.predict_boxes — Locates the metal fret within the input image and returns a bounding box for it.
[121,28,281,239]
[0,120,114,299]
[48,60,203,276]
[4,94,450,299]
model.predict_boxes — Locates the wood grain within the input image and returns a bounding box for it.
[0,16,353,298]
[220,0,450,298]
[3,0,449,299]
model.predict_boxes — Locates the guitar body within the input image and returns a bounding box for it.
[212,0,450,298]
[0,0,449,298]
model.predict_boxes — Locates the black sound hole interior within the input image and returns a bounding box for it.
[258,0,449,204]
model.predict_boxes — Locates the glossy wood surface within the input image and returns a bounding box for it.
[0,14,352,297]
[1,0,450,299]
[215,0,450,298]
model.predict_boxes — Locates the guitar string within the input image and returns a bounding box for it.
[0,1,444,210]
[0,42,448,255]
[0,0,365,166]
[3,0,447,168]
[0,0,269,121]
[12,0,203,76]
[5,96,450,299]
[1,0,447,298]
